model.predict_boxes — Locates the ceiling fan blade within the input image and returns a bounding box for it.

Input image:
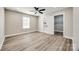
[34,7,39,11]
[39,9,45,11]
[39,11,43,14]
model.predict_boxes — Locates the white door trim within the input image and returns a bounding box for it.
[53,11,65,37]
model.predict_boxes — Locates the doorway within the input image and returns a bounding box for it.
[54,15,63,36]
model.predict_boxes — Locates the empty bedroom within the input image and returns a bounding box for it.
[0,7,79,51]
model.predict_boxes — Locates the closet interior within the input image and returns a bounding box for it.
[54,15,63,35]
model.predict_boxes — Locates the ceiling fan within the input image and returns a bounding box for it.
[34,7,45,14]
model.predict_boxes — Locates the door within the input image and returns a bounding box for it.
[54,15,63,35]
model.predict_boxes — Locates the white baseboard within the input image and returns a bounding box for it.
[73,43,76,51]
[5,30,38,37]
[0,37,5,50]
[38,30,54,35]
[41,31,54,35]
[64,36,73,39]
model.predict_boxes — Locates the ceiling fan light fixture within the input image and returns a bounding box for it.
[34,7,45,14]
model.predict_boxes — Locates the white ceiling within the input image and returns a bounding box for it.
[5,7,68,16]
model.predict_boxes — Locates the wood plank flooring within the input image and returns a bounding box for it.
[1,32,72,51]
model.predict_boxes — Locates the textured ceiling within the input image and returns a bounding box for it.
[5,7,68,16]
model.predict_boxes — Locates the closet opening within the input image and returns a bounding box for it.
[54,15,63,36]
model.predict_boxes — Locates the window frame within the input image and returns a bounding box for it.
[22,16,30,29]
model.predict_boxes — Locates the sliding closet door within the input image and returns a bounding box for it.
[54,15,63,33]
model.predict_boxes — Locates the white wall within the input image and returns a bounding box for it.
[64,8,73,39]
[38,14,54,34]
[0,8,5,50]
[73,7,79,51]
[38,15,45,32]
[5,10,38,37]
[43,15,54,34]
[39,8,73,39]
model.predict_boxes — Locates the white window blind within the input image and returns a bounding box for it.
[22,16,30,29]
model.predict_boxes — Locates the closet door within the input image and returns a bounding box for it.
[54,15,63,32]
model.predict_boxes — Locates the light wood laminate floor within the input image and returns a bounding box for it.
[1,32,72,51]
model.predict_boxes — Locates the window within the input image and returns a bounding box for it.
[22,16,30,29]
